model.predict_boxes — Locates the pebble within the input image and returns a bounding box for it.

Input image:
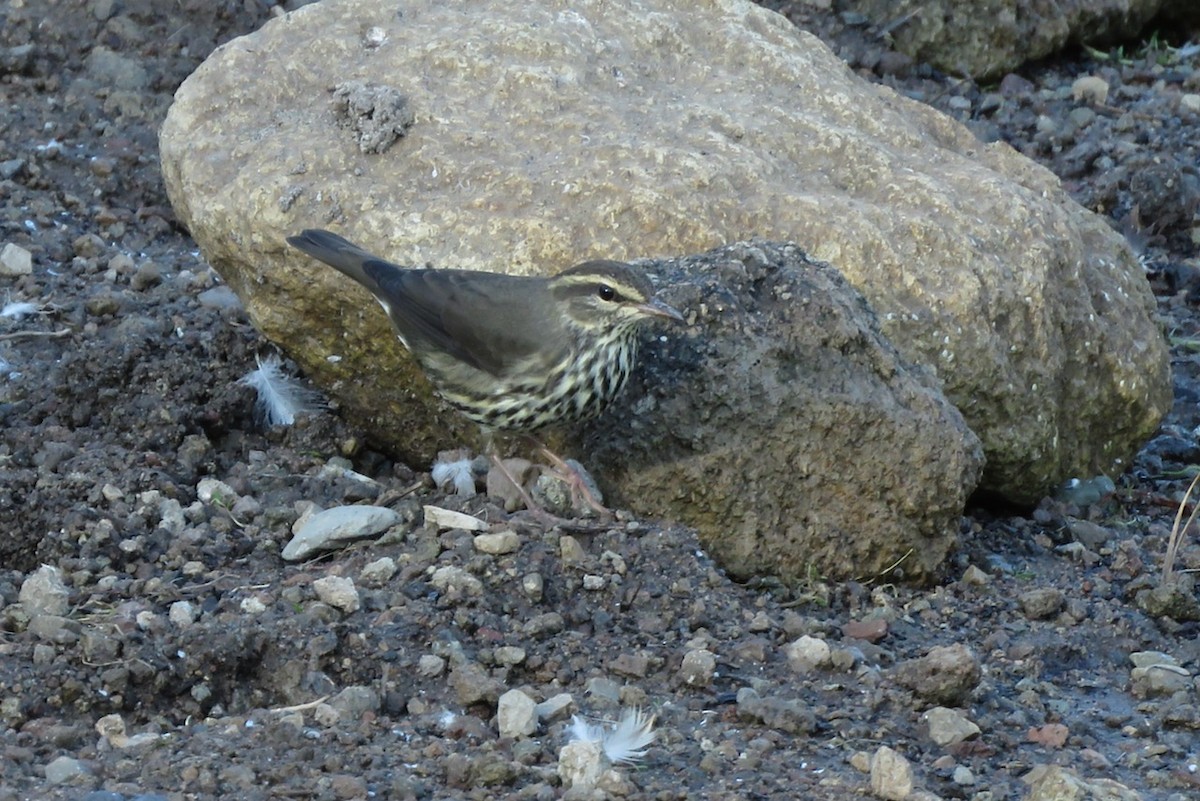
[329,686,380,716]
[1071,75,1109,104]
[558,739,605,790]
[679,648,717,686]
[312,576,360,613]
[239,596,267,615]
[0,242,33,276]
[359,556,397,585]
[429,566,483,597]
[869,746,913,801]
[1024,765,1136,801]
[497,688,538,738]
[18,565,70,617]
[784,635,831,673]
[282,505,403,560]
[417,655,446,677]
[493,645,526,666]
[921,706,981,746]
[521,572,544,602]
[536,693,573,722]
[196,285,242,311]
[892,644,981,705]
[168,600,196,627]
[1130,662,1192,698]
[196,477,237,506]
[473,529,520,554]
[1018,587,1065,619]
[44,754,88,784]
[423,505,487,531]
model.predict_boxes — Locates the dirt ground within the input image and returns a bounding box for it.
[2,2,1199,799]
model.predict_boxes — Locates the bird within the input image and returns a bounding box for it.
[287,228,684,516]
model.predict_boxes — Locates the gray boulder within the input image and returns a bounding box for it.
[159,0,1169,505]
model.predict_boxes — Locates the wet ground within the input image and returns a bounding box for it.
[1,2,1199,799]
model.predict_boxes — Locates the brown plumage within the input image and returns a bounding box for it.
[288,228,683,514]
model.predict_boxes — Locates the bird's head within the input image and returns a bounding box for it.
[549,260,684,333]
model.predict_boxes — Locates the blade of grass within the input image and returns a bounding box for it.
[1163,471,1200,583]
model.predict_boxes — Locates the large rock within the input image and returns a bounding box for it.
[159,0,1170,505]
[588,242,984,583]
[845,0,1200,79]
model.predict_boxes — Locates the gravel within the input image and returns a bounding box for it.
[1,2,1199,800]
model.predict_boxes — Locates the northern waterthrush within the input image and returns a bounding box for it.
[287,228,684,513]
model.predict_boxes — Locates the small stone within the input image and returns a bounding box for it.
[196,477,237,506]
[312,575,360,613]
[522,572,544,602]
[1180,94,1200,113]
[869,745,913,801]
[0,242,33,276]
[497,688,538,738]
[283,505,403,561]
[610,652,650,678]
[784,635,831,673]
[1134,575,1200,621]
[1018,587,1065,620]
[960,564,989,585]
[130,261,162,288]
[423,505,487,531]
[1024,766,1138,801]
[842,618,888,642]
[329,685,380,716]
[1130,663,1192,698]
[417,655,446,677]
[559,534,587,564]
[359,556,397,585]
[582,574,606,590]
[314,703,340,727]
[1027,723,1069,748]
[473,529,520,554]
[558,739,605,791]
[449,662,501,705]
[44,755,89,784]
[893,644,981,706]
[536,693,574,722]
[197,285,242,310]
[1129,650,1179,669]
[952,765,975,785]
[19,565,70,617]
[921,706,981,746]
[679,648,717,686]
[168,601,196,627]
[1071,75,1109,104]
[240,596,267,615]
[494,645,526,666]
[429,566,483,596]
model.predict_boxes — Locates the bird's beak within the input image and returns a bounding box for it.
[636,297,685,323]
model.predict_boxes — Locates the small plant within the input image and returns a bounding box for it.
[1163,471,1200,584]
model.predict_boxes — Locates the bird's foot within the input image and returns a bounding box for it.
[535,447,613,521]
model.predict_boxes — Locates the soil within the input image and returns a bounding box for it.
[2,2,1200,800]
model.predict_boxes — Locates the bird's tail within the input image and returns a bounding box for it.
[286,229,378,289]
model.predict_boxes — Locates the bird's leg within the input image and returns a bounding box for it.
[532,443,612,519]
[482,430,566,525]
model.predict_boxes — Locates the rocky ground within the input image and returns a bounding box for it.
[2,2,1199,800]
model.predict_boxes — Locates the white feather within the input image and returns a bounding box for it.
[567,708,656,765]
[431,457,477,496]
[1,301,40,320]
[239,354,325,426]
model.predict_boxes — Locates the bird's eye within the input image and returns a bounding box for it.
[597,284,617,302]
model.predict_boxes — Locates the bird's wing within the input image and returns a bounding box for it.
[363,262,568,379]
